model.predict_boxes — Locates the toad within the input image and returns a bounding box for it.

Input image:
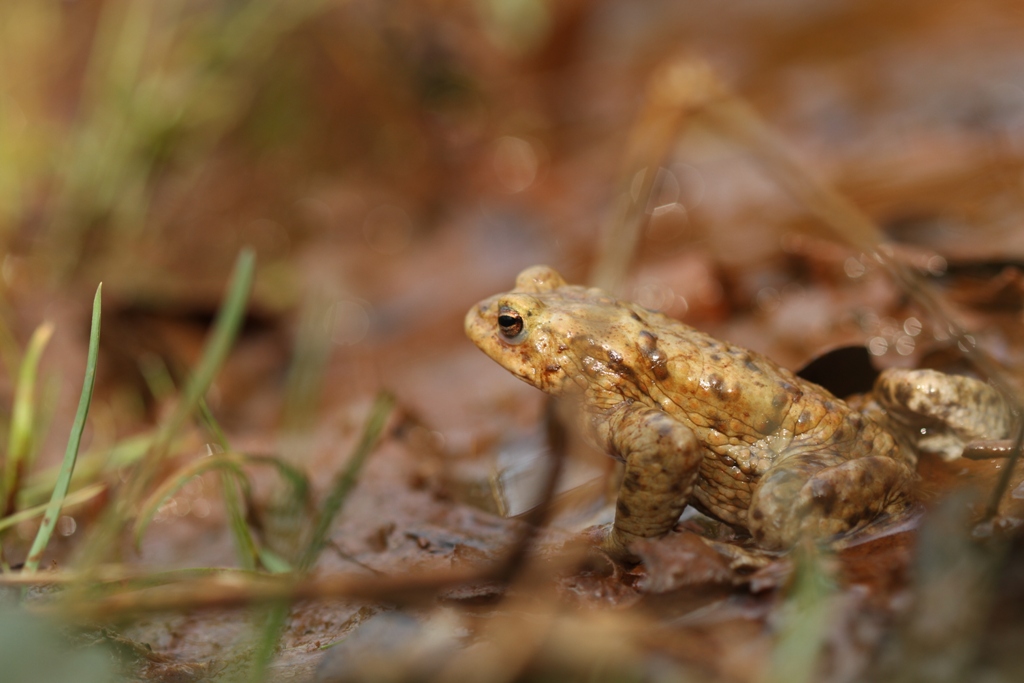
[465,266,1014,558]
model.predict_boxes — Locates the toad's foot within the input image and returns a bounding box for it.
[698,537,777,571]
[962,439,1020,459]
[748,452,914,550]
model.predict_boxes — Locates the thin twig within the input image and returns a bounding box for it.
[487,397,570,585]
[34,568,489,622]
[590,60,726,293]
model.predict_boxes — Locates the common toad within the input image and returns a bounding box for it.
[465,266,1013,558]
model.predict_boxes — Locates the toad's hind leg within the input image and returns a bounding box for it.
[874,368,1014,459]
[748,453,913,549]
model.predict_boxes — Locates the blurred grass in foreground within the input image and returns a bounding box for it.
[0,248,393,680]
[0,0,327,275]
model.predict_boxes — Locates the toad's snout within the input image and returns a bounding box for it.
[464,296,500,347]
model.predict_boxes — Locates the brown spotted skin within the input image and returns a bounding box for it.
[466,266,928,555]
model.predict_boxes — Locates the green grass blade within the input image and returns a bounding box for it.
[157,247,255,450]
[23,285,101,574]
[3,322,54,516]
[248,602,290,682]
[299,391,394,572]
[244,455,309,503]
[767,544,836,683]
[131,448,303,569]
[239,453,309,573]
[256,547,291,574]
[221,472,259,571]
[0,483,106,535]
[198,398,230,451]
[198,399,259,570]
[137,352,176,402]
[270,297,335,571]
[246,393,392,680]
[77,248,255,568]
[18,432,154,507]
[281,297,334,433]
[133,453,249,551]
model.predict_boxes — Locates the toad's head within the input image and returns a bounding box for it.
[465,266,653,398]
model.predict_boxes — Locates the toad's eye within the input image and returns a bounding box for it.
[497,307,525,341]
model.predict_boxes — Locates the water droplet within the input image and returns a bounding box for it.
[926,255,948,275]
[192,499,212,519]
[648,167,680,213]
[868,336,889,355]
[493,136,539,192]
[57,516,76,537]
[634,283,674,311]
[957,335,976,353]
[895,335,915,356]
[844,256,866,278]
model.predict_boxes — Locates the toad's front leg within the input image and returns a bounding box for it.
[587,402,703,561]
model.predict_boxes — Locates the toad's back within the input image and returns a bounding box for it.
[637,321,908,526]
[647,320,906,471]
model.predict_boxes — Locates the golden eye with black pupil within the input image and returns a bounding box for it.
[497,306,525,340]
